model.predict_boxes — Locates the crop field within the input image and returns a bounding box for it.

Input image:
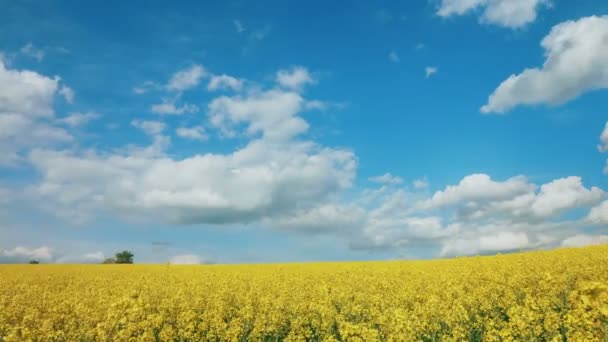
[1,245,607,341]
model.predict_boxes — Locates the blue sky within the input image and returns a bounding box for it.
[1,0,608,264]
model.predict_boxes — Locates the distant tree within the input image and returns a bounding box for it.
[115,251,134,264]
[102,258,116,264]
[29,260,40,264]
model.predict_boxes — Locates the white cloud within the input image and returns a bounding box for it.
[425,66,438,78]
[20,43,45,61]
[167,65,206,92]
[388,51,400,63]
[482,16,608,114]
[28,72,356,226]
[133,81,162,94]
[0,246,52,263]
[208,89,309,141]
[561,234,608,248]
[441,232,530,257]
[59,112,99,127]
[170,254,205,264]
[0,61,71,165]
[268,204,366,233]
[59,85,75,104]
[276,66,315,90]
[151,99,199,115]
[207,74,243,91]
[0,60,59,117]
[413,177,429,189]
[131,119,166,136]
[424,174,603,222]
[437,0,549,28]
[176,126,207,141]
[233,19,246,33]
[531,176,603,218]
[369,173,403,185]
[599,122,608,153]
[55,251,106,264]
[424,174,534,208]
[587,201,608,224]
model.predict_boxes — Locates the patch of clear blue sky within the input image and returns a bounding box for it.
[1,0,607,262]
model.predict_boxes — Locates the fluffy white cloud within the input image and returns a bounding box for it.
[424,174,534,208]
[437,0,549,28]
[587,201,608,224]
[441,231,530,257]
[412,177,429,189]
[268,204,366,233]
[531,177,604,218]
[425,67,438,78]
[59,112,99,127]
[20,43,45,61]
[599,122,608,153]
[276,66,315,90]
[0,246,52,263]
[167,65,206,92]
[208,74,243,91]
[131,119,166,136]
[176,126,207,141]
[0,60,59,117]
[482,16,608,114]
[208,89,309,141]
[424,174,603,221]
[169,254,205,264]
[561,234,608,248]
[0,61,71,165]
[55,251,106,264]
[28,139,356,225]
[151,99,199,115]
[369,173,403,185]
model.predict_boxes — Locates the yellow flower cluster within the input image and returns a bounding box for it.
[1,245,607,341]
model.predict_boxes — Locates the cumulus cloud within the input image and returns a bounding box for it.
[369,173,403,185]
[441,231,530,257]
[437,0,549,28]
[561,234,608,248]
[207,74,243,91]
[131,119,166,136]
[0,246,52,263]
[482,16,608,114]
[0,60,59,117]
[424,174,603,221]
[276,66,315,90]
[151,99,199,115]
[0,60,71,165]
[412,177,429,189]
[167,65,206,92]
[169,254,206,264]
[587,201,608,224]
[425,67,438,78]
[176,126,207,141]
[59,112,99,127]
[599,122,608,153]
[208,89,309,141]
[27,72,356,226]
[423,174,534,209]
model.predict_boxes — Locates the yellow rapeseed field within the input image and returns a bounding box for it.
[1,245,607,341]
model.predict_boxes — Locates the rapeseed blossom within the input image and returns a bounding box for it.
[0,245,607,341]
